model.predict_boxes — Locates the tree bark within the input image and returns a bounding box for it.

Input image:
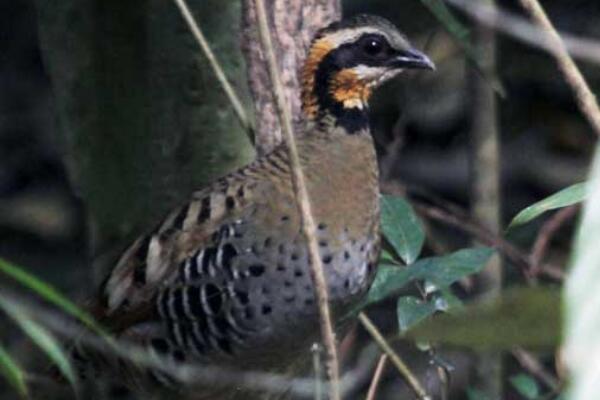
[34,0,255,278]
[241,0,341,154]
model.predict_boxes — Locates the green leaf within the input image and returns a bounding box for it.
[365,247,493,306]
[0,295,77,389]
[412,247,494,288]
[366,264,413,305]
[380,195,425,264]
[509,373,540,399]
[0,344,28,398]
[380,248,400,265]
[0,258,105,336]
[397,296,438,334]
[419,0,505,96]
[466,387,492,400]
[407,288,561,349]
[508,182,586,229]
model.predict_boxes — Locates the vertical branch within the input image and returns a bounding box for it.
[241,0,340,154]
[467,0,502,396]
[251,0,340,399]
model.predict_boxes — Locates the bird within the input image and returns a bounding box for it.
[90,13,434,399]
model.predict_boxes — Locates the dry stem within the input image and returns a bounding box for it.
[358,312,431,400]
[530,205,579,276]
[516,0,600,137]
[252,0,340,398]
[365,354,388,400]
[447,0,600,66]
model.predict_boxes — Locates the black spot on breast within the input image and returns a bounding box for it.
[248,264,266,277]
[322,255,333,264]
[367,262,375,273]
[262,304,272,315]
[319,240,328,247]
[235,289,249,305]
[264,237,273,248]
[278,244,286,254]
[284,295,296,303]
[294,269,304,277]
[304,299,314,306]
[318,223,327,230]
[291,253,299,261]
[284,280,292,288]
[281,215,290,222]
[344,279,350,289]
[244,307,254,320]
[276,263,286,272]
[344,251,351,261]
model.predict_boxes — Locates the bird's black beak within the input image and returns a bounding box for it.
[389,48,435,71]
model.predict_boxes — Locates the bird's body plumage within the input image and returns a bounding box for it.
[89,14,434,398]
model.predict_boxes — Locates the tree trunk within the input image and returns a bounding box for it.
[241,0,341,154]
[34,0,255,279]
[468,0,503,397]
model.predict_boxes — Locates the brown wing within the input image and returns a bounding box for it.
[97,147,293,333]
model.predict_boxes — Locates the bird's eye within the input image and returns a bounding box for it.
[363,38,384,56]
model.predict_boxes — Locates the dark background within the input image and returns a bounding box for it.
[0,0,598,398]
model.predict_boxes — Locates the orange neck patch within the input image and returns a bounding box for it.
[329,69,372,110]
[301,39,373,119]
[301,38,334,119]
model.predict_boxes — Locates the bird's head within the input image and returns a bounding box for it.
[301,15,435,133]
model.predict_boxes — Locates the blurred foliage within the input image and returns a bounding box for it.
[509,373,541,399]
[0,344,27,399]
[0,295,77,389]
[407,287,561,349]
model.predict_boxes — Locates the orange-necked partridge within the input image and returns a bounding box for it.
[94,14,434,399]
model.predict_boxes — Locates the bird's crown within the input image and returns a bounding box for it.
[301,14,434,133]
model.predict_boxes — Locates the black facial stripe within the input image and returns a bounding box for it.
[314,44,373,134]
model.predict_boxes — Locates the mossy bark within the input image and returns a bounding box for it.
[34,0,254,277]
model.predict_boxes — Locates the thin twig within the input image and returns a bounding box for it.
[411,200,565,282]
[358,313,431,400]
[172,0,253,137]
[530,205,579,276]
[251,1,341,399]
[365,354,388,400]
[446,0,600,66]
[516,0,600,138]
